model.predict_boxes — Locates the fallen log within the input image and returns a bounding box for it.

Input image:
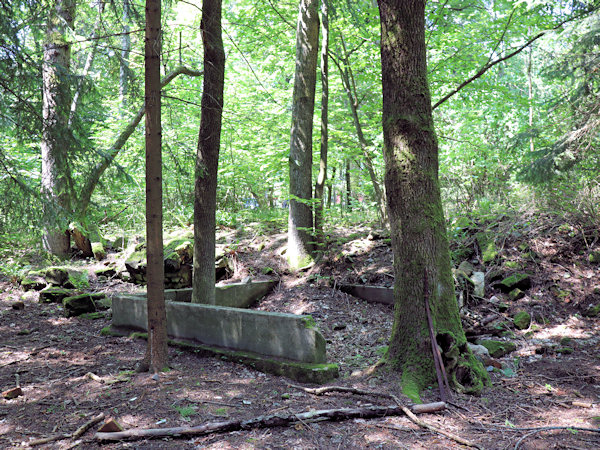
[95,404,427,442]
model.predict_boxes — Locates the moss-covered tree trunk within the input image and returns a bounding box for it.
[377,0,487,400]
[41,0,76,257]
[288,0,319,270]
[192,0,225,304]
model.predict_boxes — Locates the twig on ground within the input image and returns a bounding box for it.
[291,384,480,449]
[513,426,600,450]
[28,413,105,446]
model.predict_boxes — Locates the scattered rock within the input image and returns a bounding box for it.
[98,418,124,433]
[499,273,531,292]
[11,301,24,310]
[467,343,490,361]
[92,242,106,260]
[63,293,105,317]
[39,287,72,303]
[2,387,22,399]
[21,273,47,291]
[476,339,517,358]
[95,266,116,278]
[45,267,69,286]
[513,311,531,330]
[509,288,525,301]
[476,232,498,263]
[588,251,600,264]
[456,261,474,278]
[471,271,485,298]
[583,303,600,317]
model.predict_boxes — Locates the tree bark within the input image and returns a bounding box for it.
[143,0,168,373]
[377,0,487,399]
[192,0,225,305]
[313,0,329,245]
[288,0,319,270]
[41,0,76,257]
[345,159,351,211]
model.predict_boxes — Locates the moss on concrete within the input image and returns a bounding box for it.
[100,326,338,384]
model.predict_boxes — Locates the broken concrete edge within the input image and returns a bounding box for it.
[339,285,394,305]
[124,280,278,309]
[100,326,339,384]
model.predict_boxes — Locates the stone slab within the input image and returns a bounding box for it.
[102,326,338,384]
[339,284,394,305]
[112,295,326,363]
[163,280,276,308]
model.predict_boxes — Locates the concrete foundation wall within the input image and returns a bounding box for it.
[112,295,326,363]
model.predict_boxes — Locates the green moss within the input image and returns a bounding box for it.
[302,315,317,329]
[583,303,600,317]
[400,371,422,403]
[477,339,517,358]
[66,270,89,289]
[513,311,531,330]
[556,347,574,354]
[91,242,106,260]
[79,312,106,320]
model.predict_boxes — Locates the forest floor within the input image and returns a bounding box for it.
[1,215,599,449]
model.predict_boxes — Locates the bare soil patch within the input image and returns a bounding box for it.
[1,219,599,449]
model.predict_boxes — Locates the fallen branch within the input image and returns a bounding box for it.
[29,413,104,446]
[95,404,435,442]
[291,384,480,449]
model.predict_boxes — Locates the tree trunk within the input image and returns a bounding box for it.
[41,0,76,257]
[288,0,319,270]
[192,0,225,305]
[313,0,329,246]
[120,0,131,114]
[327,166,335,209]
[345,159,351,211]
[68,0,104,129]
[142,0,168,373]
[377,0,487,400]
[333,34,387,223]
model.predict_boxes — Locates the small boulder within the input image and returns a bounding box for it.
[477,339,517,358]
[92,242,106,260]
[588,251,600,264]
[583,303,600,317]
[45,267,69,286]
[63,293,105,317]
[21,273,47,291]
[2,387,22,399]
[471,271,485,298]
[499,273,531,293]
[39,287,72,303]
[95,266,116,278]
[467,343,490,362]
[11,301,25,310]
[509,288,525,301]
[98,417,124,433]
[513,311,531,330]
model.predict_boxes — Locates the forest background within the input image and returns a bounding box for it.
[0,0,598,255]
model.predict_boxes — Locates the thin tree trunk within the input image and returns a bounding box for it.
[192,0,225,305]
[527,41,534,154]
[313,0,329,245]
[327,166,335,209]
[77,66,203,215]
[288,0,319,269]
[142,0,168,373]
[377,0,487,399]
[120,0,131,114]
[345,159,351,211]
[41,0,76,257]
[332,35,387,222]
[68,0,104,128]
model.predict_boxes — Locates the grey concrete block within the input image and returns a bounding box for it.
[339,284,394,305]
[163,280,276,307]
[112,295,326,363]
